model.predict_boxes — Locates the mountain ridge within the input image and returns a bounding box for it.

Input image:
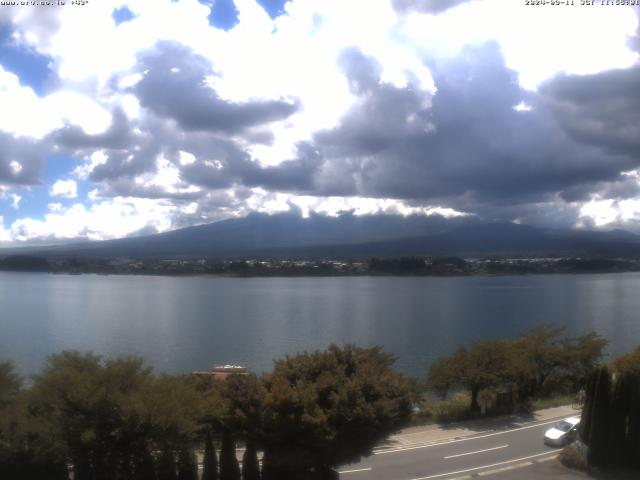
[2,213,640,260]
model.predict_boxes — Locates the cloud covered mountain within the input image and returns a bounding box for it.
[8,213,640,260]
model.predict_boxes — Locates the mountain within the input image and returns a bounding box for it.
[3,212,640,259]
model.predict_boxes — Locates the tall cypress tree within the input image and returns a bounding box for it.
[202,430,218,480]
[132,447,157,480]
[219,427,241,480]
[609,373,630,467]
[587,366,611,467]
[628,376,640,468]
[177,447,198,480]
[579,371,597,444]
[157,448,177,480]
[241,441,260,480]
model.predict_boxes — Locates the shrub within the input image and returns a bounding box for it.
[559,443,588,471]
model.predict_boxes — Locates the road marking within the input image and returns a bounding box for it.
[375,417,566,455]
[338,467,372,474]
[409,451,556,480]
[443,444,508,459]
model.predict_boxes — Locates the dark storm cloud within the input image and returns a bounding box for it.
[0,132,45,185]
[133,41,299,135]
[50,109,139,151]
[235,142,321,191]
[540,67,640,158]
[392,0,474,14]
[309,43,639,222]
[99,177,205,201]
[89,142,161,182]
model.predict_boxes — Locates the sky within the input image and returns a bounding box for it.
[0,0,638,244]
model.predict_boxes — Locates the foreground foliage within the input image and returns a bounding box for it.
[426,327,607,416]
[580,351,640,469]
[0,345,414,479]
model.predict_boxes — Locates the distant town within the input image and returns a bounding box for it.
[1,254,640,276]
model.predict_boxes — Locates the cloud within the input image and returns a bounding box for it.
[305,43,640,225]
[0,131,45,186]
[392,0,474,14]
[0,0,638,243]
[7,196,196,242]
[132,41,299,136]
[540,67,640,159]
[50,179,78,199]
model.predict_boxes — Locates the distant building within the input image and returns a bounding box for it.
[191,364,248,381]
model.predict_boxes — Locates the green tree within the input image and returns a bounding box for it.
[177,447,198,480]
[258,344,414,479]
[562,332,608,390]
[586,366,612,467]
[611,346,640,375]
[219,427,241,480]
[242,441,260,480]
[202,430,218,480]
[514,326,566,397]
[427,340,520,416]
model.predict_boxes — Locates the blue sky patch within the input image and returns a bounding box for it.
[257,0,288,19]
[202,0,239,30]
[112,6,136,26]
[0,25,54,96]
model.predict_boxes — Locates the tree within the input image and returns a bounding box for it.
[257,344,414,478]
[157,448,177,480]
[0,361,21,407]
[514,326,565,397]
[611,346,640,375]
[242,441,260,480]
[586,366,611,467]
[202,430,218,480]
[28,352,158,480]
[427,340,521,416]
[562,332,608,390]
[219,427,241,480]
[177,447,198,480]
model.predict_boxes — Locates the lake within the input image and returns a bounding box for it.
[1,271,639,378]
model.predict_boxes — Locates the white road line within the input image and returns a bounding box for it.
[338,467,373,474]
[409,451,556,480]
[375,417,565,455]
[443,444,509,459]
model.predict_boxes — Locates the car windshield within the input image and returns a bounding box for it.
[555,421,574,432]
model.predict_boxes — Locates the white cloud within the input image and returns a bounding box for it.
[244,188,470,218]
[50,179,78,199]
[400,0,638,91]
[0,0,638,243]
[8,197,181,242]
[10,194,21,209]
[0,66,112,138]
[9,160,22,175]
[73,151,108,180]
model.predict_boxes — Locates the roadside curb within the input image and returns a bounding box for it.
[374,410,576,455]
[435,454,559,480]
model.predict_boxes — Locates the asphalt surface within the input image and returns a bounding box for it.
[338,415,569,480]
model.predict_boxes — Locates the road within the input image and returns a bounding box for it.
[338,415,570,480]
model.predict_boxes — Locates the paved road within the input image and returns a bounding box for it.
[338,415,570,480]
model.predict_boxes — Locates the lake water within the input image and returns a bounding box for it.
[1,271,639,378]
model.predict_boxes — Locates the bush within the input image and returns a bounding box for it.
[559,443,588,471]
[417,393,474,424]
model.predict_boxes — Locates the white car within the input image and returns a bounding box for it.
[544,416,580,446]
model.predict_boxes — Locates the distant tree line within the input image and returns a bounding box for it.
[2,255,640,277]
[0,345,414,480]
[426,327,608,416]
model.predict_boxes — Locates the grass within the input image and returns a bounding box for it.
[531,393,575,411]
[411,393,474,426]
[411,392,576,427]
